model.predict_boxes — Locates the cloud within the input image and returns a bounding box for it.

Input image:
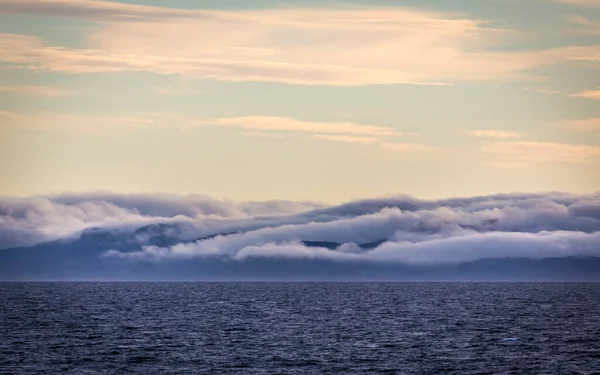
[0,192,323,249]
[482,141,600,164]
[5,191,600,268]
[0,0,217,21]
[0,85,73,96]
[0,111,155,135]
[0,111,400,138]
[197,116,399,137]
[2,2,600,85]
[381,142,434,152]
[151,87,206,96]
[220,231,600,265]
[560,118,600,136]
[97,192,600,265]
[365,230,600,264]
[549,0,600,6]
[523,86,565,95]
[523,85,600,101]
[461,130,523,139]
[1,111,432,150]
[197,116,433,150]
[572,88,600,100]
[311,134,381,144]
[564,15,600,33]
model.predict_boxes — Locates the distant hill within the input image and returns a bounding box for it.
[1,224,599,281]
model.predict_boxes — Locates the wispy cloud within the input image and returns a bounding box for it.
[0,110,435,151]
[549,0,600,7]
[0,111,154,135]
[381,142,433,152]
[564,15,600,33]
[151,87,206,96]
[524,85,600,100]
[482,141,600,164]
[572,88,600,100]
[312,134,381,144]
[0,0,217,21]
[560,118,600,136]
[198,116,433,150]
[486,161,533,169]
[1,111,393,137]
[1,2,600,85]
[523,86,565,95]
[197,116,400,137]
[0,85,73,96]
[461,130,523,139]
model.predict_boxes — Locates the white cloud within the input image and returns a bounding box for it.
[0,192,324,248]
[5,192,600,269]
[365,230,600,264]
[106,230,600,265]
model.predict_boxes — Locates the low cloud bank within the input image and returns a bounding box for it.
[1,192,599,264]
[0,193,322,248]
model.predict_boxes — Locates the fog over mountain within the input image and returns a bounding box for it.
[1,192,599,280]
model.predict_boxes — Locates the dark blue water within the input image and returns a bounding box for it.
[1,283,599,374]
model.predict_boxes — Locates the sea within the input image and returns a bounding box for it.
[1,282,599,374]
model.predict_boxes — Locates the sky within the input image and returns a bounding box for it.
[0,0,599,203]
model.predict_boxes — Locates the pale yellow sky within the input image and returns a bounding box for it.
[0,0,599,202]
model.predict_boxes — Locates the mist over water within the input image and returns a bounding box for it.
[2,282,599,374]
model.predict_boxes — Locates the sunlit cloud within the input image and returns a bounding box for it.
[523,86,565,95]
[0,111,155,135]
[482,141,600,164]
[311,134,381,144]
[572,88,600,100]
[564,15,600,33]
[150,87,206,96]
[461,130,523,139]
[0,85,73,96]
[381,142,433,152]
[560,118,600,136]
[0,111,410,144]
[1,1,600,85]
[486,161,533,169]
[197,116,400,137]
[0,111,432,150]
[197,116,433,150]
[549,0,600,6]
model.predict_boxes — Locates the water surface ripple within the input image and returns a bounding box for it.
[1,283,599,374]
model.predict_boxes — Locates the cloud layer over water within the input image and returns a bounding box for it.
[1,192,599,265]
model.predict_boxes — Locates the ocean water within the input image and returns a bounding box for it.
[1,283,599,374]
